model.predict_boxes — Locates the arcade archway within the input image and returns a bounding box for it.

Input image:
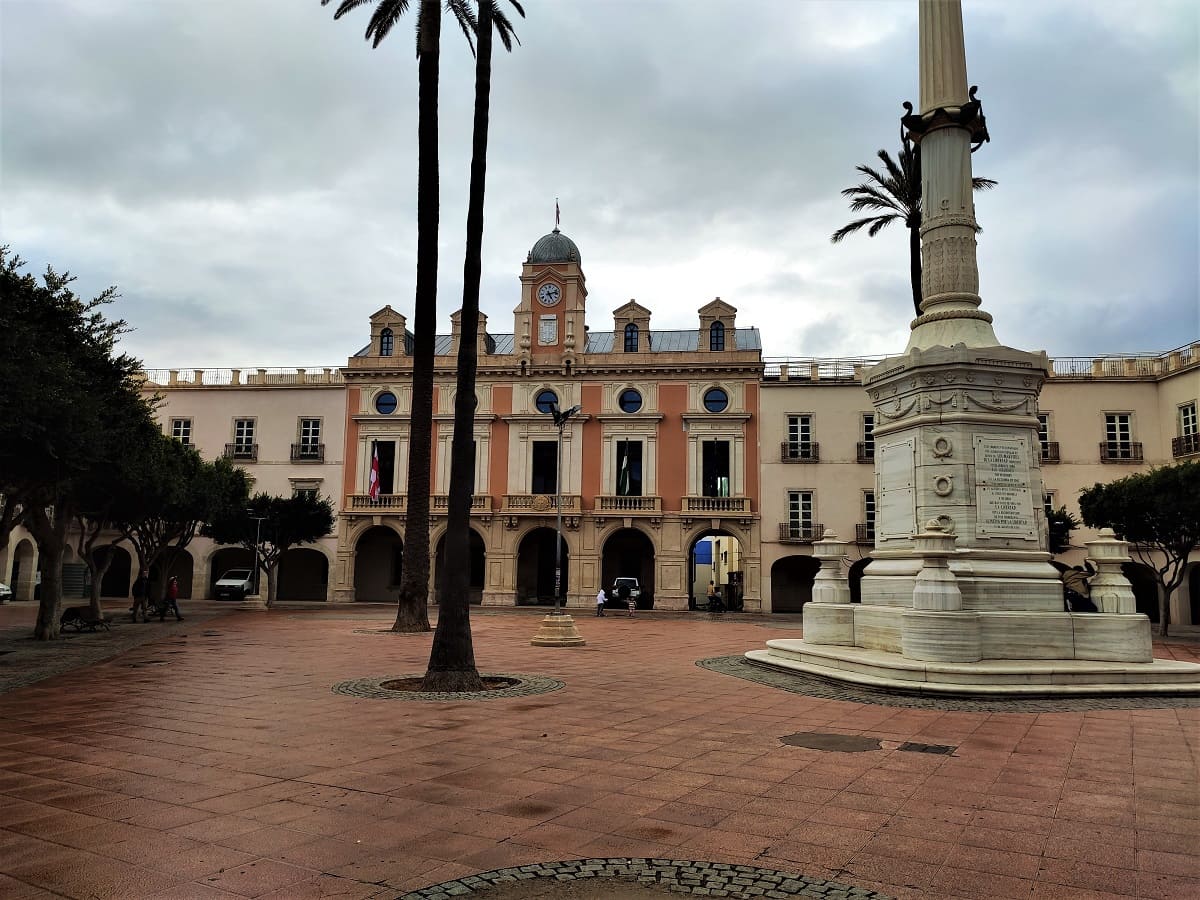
[770,555,820,613]
[278,547,330,601]
[98,546,133,598]
[688,530,745,610]
[355,526,403,603]
[152,548,193,599]
[601,528,655,609]
[11,539,35,601]
[434,529,486,605]
[1123,562,1160,623]
[516,527,568,606]
[210,547,255,597]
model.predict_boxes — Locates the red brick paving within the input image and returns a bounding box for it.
[0,604,1197,899]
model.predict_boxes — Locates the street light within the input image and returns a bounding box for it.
[548,402,581,614]
[246,508,266,597]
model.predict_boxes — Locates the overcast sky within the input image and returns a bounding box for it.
[2,0,1197,368]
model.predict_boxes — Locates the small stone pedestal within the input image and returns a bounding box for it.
[239,594,268,611]
[530,614,586,647]
[802,531,855,645]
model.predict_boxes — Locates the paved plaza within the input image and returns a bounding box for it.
[0,601,1197,899]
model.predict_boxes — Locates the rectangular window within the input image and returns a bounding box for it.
[859,414,875,461]
[232,418,255,459]
[1037,413,1050,449]
[861,490,876,542]
[538,315,558,345]
[615,441,643,497]
[701,440,731,497]
[531,440,558,494]
[1043,491,1055,519]
[786,415,814,459]
[1105,413,1133,458]
[300,418,321,450]
[171,418,192,446]
[787,490,813,538]
[1181,402,1198,437]
[372,440,396,495]
[294,488,318,501]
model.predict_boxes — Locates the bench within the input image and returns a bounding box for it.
[60,606,112,633]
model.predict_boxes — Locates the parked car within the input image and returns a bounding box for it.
[214,569,254,601]
[0,581,12,602]
[609,576,652,610]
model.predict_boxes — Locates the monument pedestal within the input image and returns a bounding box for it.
[530,614,586,647]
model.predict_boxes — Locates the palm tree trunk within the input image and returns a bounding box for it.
[422,1,494,692]
[909,222,923,316]
[393,0,441,634]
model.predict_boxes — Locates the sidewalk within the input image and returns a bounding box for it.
[0,603,1197,899]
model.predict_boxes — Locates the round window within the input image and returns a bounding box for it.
[618,389,642,413]
[375,391,398,415]
[703,387,729,413]
[535,389,559,415]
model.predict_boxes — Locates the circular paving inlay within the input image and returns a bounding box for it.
[698,655,1200,712]
[331,672,563,702]
[400,858,890,899]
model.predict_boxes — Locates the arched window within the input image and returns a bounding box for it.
[709,321,725,351]
[624,323,639,353]
[380,328,394,357]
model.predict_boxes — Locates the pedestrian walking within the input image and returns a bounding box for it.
[595,587,606,617]
[161,576,183,621]
[131,569,149,623]
[617,580,633,618]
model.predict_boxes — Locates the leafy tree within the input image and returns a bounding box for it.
[1047,505,1081,556]
[830,141,996,315]
[204,493,334,607]
[116,441,250,601]
[0,248,151,639]
[1079,461,1200,637]
[323,0,475,634]
[424,0,523,692]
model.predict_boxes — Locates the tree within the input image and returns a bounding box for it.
[1047,505,1081,556]
[830,142,997,315]
[424,0,523,692]
[1079,461,1200,637]
[116,441,250,601]
[0,248,151,639]
[322,0,474,634]
[204,493,335,607]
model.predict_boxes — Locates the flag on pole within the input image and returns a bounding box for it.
[555,198,560,229]
[617,450,630,497]
[368,444,380,501]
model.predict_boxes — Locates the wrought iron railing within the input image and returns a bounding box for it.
[223,443,258,462]
[856,442,875,463]
[780,441,820,462]
[778,523,824,543]
[1040,441,1060,463]
[855,523,875,544]
[290,443,324,462]
[1099,442,1143,463]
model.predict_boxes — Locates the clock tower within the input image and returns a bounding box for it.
[516,226,586,374]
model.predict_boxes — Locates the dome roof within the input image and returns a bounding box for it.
[527,228,581,264]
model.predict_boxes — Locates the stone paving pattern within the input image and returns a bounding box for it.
[0,601,1197,899]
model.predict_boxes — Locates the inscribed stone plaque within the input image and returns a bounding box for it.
[878,439,916,539]
[973,435,1036,538]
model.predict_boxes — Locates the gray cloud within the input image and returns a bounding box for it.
[2,0,1195,369]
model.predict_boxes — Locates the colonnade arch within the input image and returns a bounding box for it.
[354,525,404,603]
[515,526,569,606]
[685,526,747,609]
[433,528,486,605]
[769,555,820,613]
[600,527,655,608]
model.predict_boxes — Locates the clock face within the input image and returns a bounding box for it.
[537,282,561,306]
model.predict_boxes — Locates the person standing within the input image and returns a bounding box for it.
[161,576,183,622]
[131,569,149,623]
[595,587,606,617]
[617,580,633,618]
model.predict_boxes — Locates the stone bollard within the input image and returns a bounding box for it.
[802,530,854,645]
[1085,528,1137,614]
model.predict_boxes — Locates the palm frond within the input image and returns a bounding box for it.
[972,177,998,190]
[363,0,411,48]
[491,0,525,51]
[323,0,377,18]
[445,0,476,54]
[841,184,907,216]
[831,214,899,243]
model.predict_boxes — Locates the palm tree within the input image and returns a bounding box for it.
[423,0,523,692]
[831,141,996,316]
[322,0,473,633]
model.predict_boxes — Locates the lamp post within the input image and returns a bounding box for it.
[246,509,266,597]
[549,403,581,614]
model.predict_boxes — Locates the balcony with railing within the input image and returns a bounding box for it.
[780,441,820,463]
[502,494,582,514]
[1099,441,1143,463]
[431,494,493,514]
[347,493,406,512]
[594,495,663,515]
[224,443,258,462]
[1173,434,1200,458]
[684,496,752,515]
[1040,441,1060,464]
[290,443,324,462]
[856,442,875,464]
[855,523,876,544]
[778,522,825,543]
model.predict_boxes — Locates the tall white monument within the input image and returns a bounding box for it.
[749,0,1200,694]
